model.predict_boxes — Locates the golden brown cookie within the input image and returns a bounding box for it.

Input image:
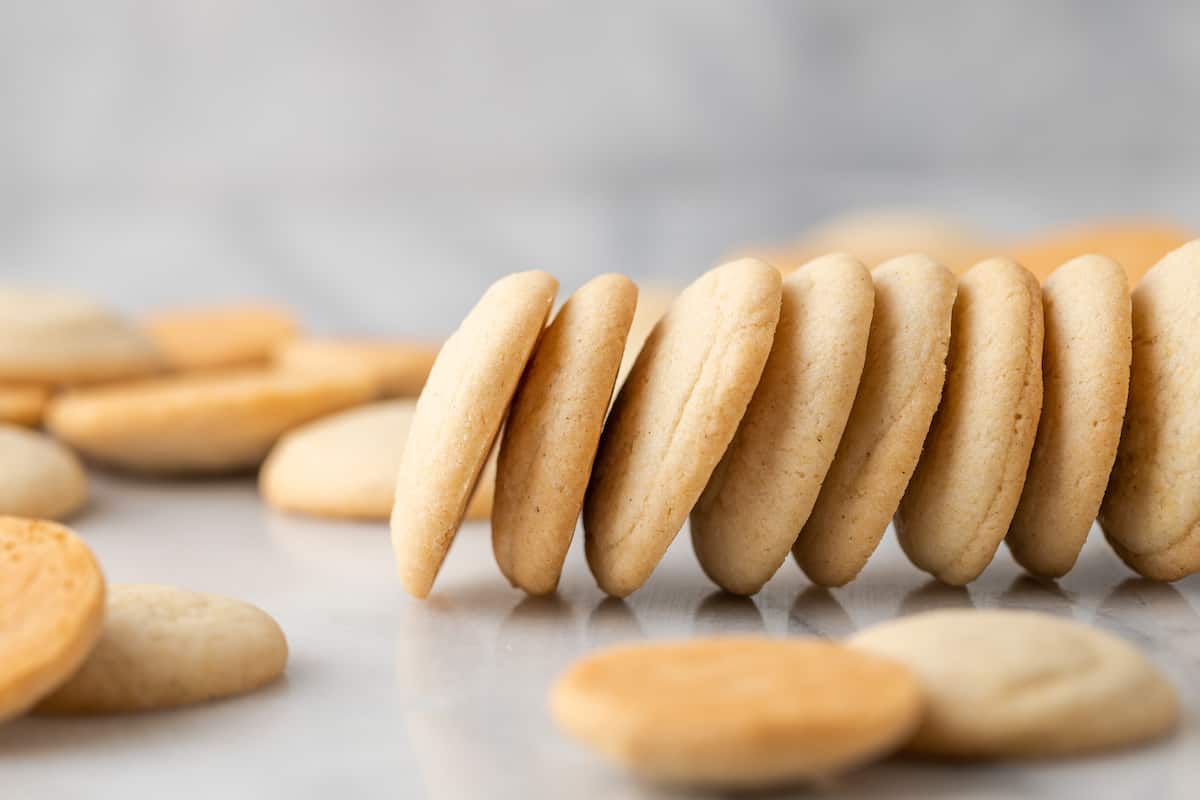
[583,260,781,598]
[391,271,558,598]
[1006,220,1193,285]
[0,425,88,520]
[794,255,957,586]
[0,384,51,427]
[493,274,637,595]
[0,517,105,721]
[274,337,440,397]
[144,303,298,372]
[1007,256,1131,578]
[896,258,1043,585]
[551,637,922,788]
[691,255,873,595]
[1100,240,1200,580]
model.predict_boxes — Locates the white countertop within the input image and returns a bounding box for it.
[3,471,1198,799]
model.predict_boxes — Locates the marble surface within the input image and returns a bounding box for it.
[2,471,1197,799]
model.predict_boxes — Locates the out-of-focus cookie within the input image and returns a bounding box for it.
[0,384,51,427]
[1008,256,1131,578]
[584,260,781,598]
[260,399,493,521]
[850,609,1178,758]
[794,255,957,587]
[1100,240,1200,580]
[0,289,162,384]
[691,255,872,595]
[614,285,677,390]
[896,258,1043,585]
[0,517,105,721]
[37,584,287,714]
[144,303,298,371]
[0,425,88,520]
[46,367,376,474]
[550,637,922,788]
[391,271,558,598]
[1006,220,1193,285]
[274,337,440,397]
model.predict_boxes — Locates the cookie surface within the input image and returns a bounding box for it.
[493,274,637,595]
[584,260,781,598]
[274,337,441,397]
[0,289,162,384]
[1008,256,1131,578]
[551,637,922,788]
[391,271,558,598]
[37,584,287,714]
[1100,240,1200,580]
[794,255,957,587]
[850,609,1178,758]
[0,517,105,721]
[144,303,297,371]
[46,367,376,474]
[691,255,872,595]
[0,425,88,520]
[260,399,494,521]
[0,384,51,427]
[895,258,1043,585]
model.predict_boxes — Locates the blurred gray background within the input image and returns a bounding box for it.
[1,0,1197,336]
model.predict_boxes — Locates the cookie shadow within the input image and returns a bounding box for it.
[693,591,765,636]
[898,580,975,616]
[789,586,855,638]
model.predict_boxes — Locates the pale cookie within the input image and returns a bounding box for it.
[1100,240,1200,580]
[0,425,88,520]
[691,255,873,595]
[260,399,493,521]
[46,367,376,474]
[0,288,162,384]
[550,637,922,788]
[391,271,558,598]
[1008,256,1131,578]
[896,258,1043,585]
[494,274,637,595]
[37,584,287,714]
[584,260,781,598]
[144,303,298,371]
[0,384,51,427]
[850,609,1178,758]
[275,337,440,397]
[794,255,957,587]
[0,517,105,721]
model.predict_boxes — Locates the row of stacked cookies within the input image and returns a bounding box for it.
[391,240,1200,599]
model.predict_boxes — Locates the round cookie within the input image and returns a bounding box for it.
[0,288,162,384]
[144,303,298,371]
[849,609,1178,758]
[493,274,637,595]
[391,271,558,598]
[0,517,105,721]
[1006,220,1193,286]
[550,637,922,788]
[274,337,440,397]
[0,384,51,427]
[46,367,377,474]
[37,584,287,714]
[583,260,781,598]
[895,258,1043,585]
[794,255,957,587]
[691,255,873,595]
[1100,240,1200,580]
[259,399,494,522]
[1007,256,1131,578]
[0,425,88,519]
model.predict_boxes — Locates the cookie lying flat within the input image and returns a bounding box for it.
[260,399,494,521]
[584,260,781,598]
[391,271,557,598]
[144,303,298,371]
[850,609,1178,758]
[1008,256,1131,578]
[551,638,922,788]
[0,384,50,427]
[1006,220,1193,285]
[0,517,105,721]
[494,274,637,595]
[0,289,162,384]
[691,255,873,595]
[275,338,441,397]
[46,368,376,474]
[1100,240,1200,580]
[0,425,88,520]
[37,584,287,714]
[896,258,1043,585]
[794,255,957,587]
